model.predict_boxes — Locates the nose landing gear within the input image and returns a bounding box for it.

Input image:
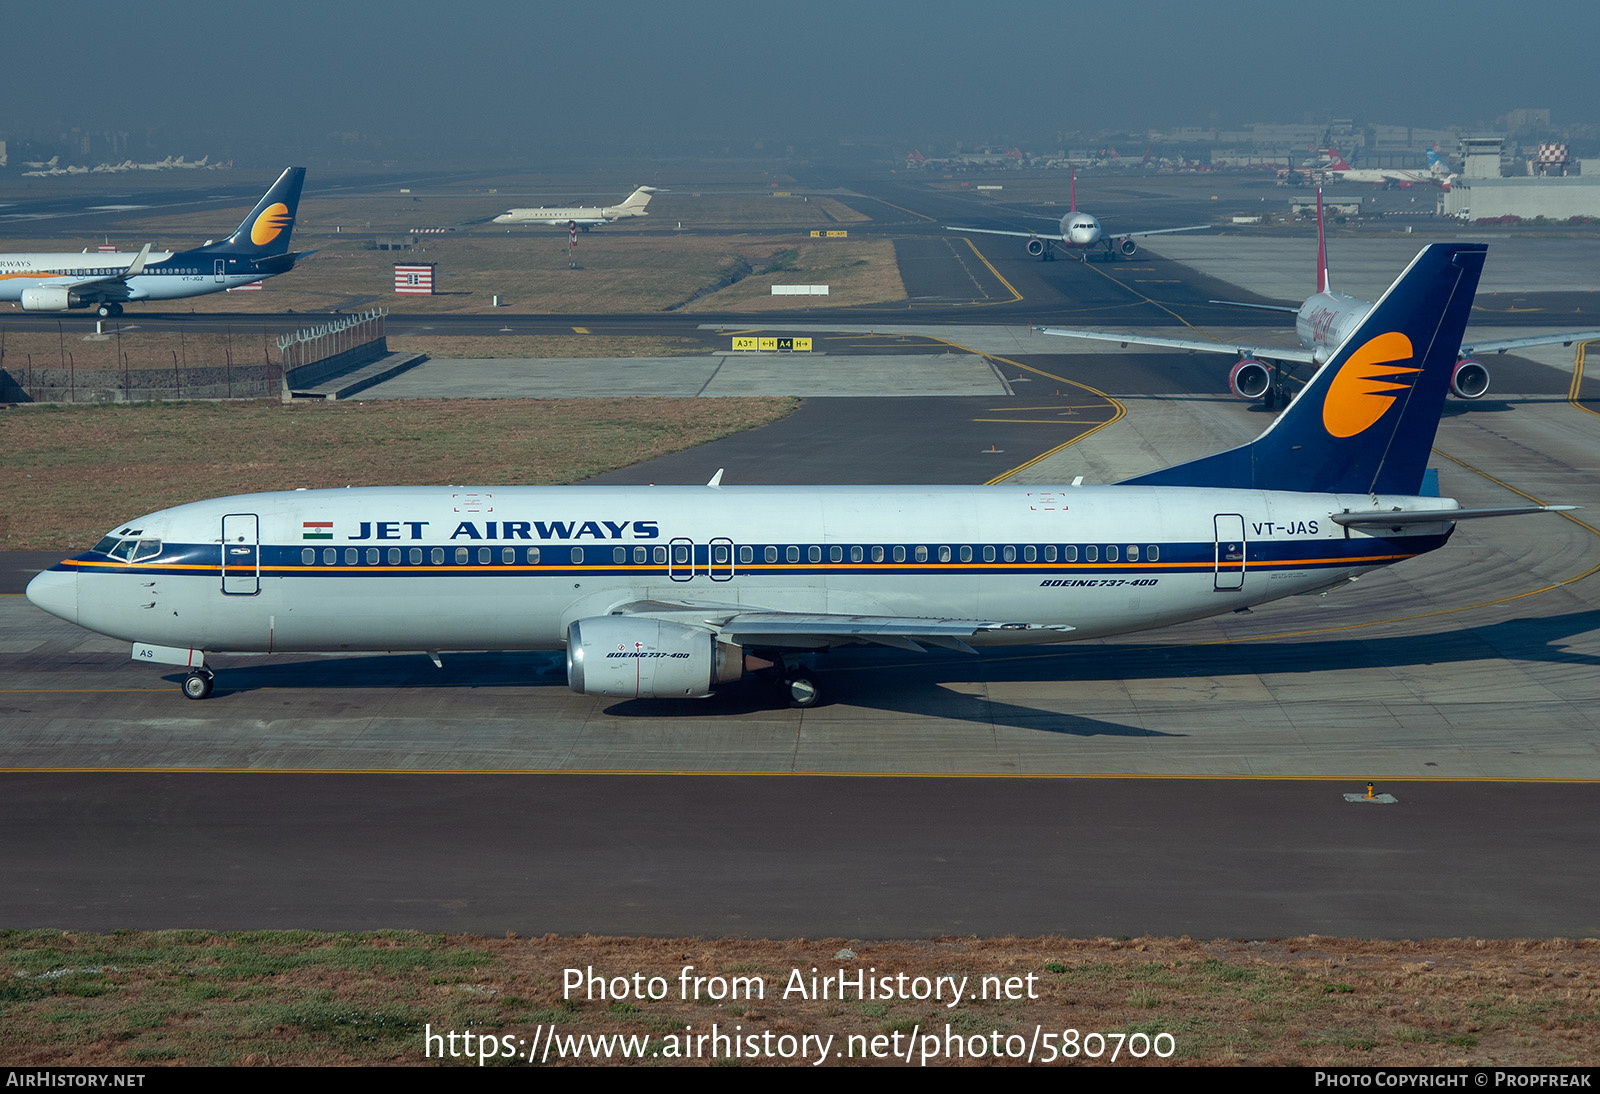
[181,668,215,700]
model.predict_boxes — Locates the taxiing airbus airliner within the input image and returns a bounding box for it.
[945,169,1210,260]
[25,243,1571,706]
[1043,189,1600,408]
[493,186,657,230]
[0,168,309,317]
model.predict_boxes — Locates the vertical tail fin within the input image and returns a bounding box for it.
[213,167,305,257]
[616,186,656,211]
[1122,244,1488,496]
[1327,145,1352,171]
[1315,188,1331,294]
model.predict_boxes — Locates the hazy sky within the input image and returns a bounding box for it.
[7,1,1598,159]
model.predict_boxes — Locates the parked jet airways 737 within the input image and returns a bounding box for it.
[0,168,308,316]
[25,244,1571,706]
[1042,190,1600,408]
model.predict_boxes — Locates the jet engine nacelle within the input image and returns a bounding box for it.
[1450,358,1490,399]
[1229,358,1272,400]
[20,286,83,312]
[1024,237,1046,258]
[1118,237,1138,257]
[566,616,745,699]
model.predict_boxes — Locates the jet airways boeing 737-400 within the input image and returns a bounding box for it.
[25,243,1572,706]
[493,186,656,230]
[945,169,1209,260]
[1042,190,1600,408]
[0,168,308,316]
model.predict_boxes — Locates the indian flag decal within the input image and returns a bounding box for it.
[302,521,333,540]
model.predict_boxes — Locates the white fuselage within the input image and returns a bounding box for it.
[1058,211,1103,248]
[29,483,1455,657]
[0,251,266,304]
[1295,290,1372,360]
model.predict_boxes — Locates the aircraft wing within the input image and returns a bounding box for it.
[945,226,1066,242]
[59,243,153,293]
[614,600,1072,654]
[1462,330,1600,355]
[1039,326,1319,363]
[1119,224,1212,238]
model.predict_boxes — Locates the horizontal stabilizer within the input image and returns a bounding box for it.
[1331,504,1577,528]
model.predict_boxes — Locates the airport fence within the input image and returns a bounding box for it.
[0,322,285,403]
[278,309,389,396]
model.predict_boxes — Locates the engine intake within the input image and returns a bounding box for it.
[1229,358,1272,401]
[1118,237,1138,257]
[1024,237,1046,258]
[566,616,745,699]
[1451,358,1490,399]
[21,286,83,312]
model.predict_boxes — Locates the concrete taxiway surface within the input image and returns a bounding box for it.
[3,215,1597,936]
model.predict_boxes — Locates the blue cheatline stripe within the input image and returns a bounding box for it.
[56,534,1448,580]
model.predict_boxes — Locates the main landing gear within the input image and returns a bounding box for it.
[181,668,215,700]
[95,303,124,318]
[769,655,822,709]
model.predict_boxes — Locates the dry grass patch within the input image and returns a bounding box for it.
[1,932,1596,1067]
[1,397,795,549]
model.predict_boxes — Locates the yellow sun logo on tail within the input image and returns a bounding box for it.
[250,203,292,246]
[1322,331,1419,438]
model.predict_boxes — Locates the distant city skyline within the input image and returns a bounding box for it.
[5,1,1599,167]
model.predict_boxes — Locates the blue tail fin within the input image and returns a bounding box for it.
[203,167,305,258]
[1123,243,1487,495]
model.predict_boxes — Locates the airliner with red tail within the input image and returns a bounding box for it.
[1042,189,1600,407]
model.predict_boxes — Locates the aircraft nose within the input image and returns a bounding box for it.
[25,568,78,625]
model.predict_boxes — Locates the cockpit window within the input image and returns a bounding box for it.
[101,537,162,563]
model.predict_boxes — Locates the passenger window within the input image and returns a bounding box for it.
[346,547,358,565]
[366,548,379,565]
[613,547,626,564]
[983,545,996,563]
[739,546,753,564]
[478,547,491,565]
[652,546,666,564]
[713,543,729,564]
[324,547,337,565]
[431,547,444,564]
[1148,545,1159,562]
[388,547,401,565]
[570,547,584,564]
[527,547,541,564]
[809,546,821,563]
[959,546,972,563]
[1065,545,1078,563]
[1024,545,1037,563]
[871,546,884,563]
[830,546,842,563]
[914,546,928,562]
[893,546,906,563]
[636,546,648,564]
[937,546,951,563]
[1127,545,1139,562]
[505,547,517,564]
[765,546,778,563]
[1002,545,1016,563]
[1086,545,1099,563]
[850,546,863,563]
[455,547,469,564]
[674,543,690,564]
[302,548,315,565]
[1045,545,1057,562]
[1106,545,1119,562]
[786,546,799,563]
[410,548,422,565]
